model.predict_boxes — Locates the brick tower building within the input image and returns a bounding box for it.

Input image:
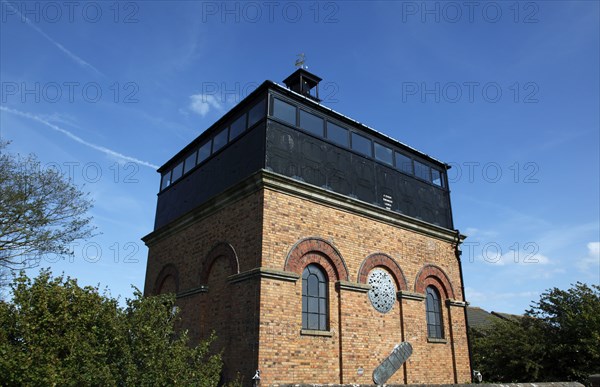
[143,69,472,385]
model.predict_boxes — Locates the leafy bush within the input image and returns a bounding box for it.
[0,270,223,386]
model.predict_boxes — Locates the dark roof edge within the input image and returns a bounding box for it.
[268,81,449,169]
[159,78,450,173]
[157,80,272,173]
[282,68,322,85]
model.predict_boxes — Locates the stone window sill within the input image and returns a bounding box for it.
[427,337,448,344]
[300,329,334,337]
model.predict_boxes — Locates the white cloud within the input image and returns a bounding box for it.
[189,94,223,117]
[0,106,159,169]
[577,241,600,272]
[464,227,479,237]
[461,227,501,242]
[478,247,550,266]
[465,287,539,304]
[501,252,550,266]
[533,223,599,257]
[463,227,499,239]
[589,242,600,256]
[464,287,485,302]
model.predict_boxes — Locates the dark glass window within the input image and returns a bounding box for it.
[326,122,349,147]
[302,264,328,331]
[229,114,246,140]
[248,98,266,127]
[414,160,431,182]
[374,143,393,165]
[171,161,183,182]
[197,141,211,164]
[299,110,324,137]
[426,286,443,339]
[212,128,228,153]
[272,98,296,125]
[432,168,444,187]
[395,152,413,174]
[351,132,372,157]
[160,171,171,190]
[183,151,197,174]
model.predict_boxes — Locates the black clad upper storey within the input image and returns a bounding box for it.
[154,72,454,230]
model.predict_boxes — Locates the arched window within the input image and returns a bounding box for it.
[426,286,443,339]
[157,275,176,294]
[302,264,328,331]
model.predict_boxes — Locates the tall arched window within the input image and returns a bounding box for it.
[426,286,443,339]
[302,264,328,331]
[157,275,176,294]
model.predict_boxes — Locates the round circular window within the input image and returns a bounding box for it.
[368,268,396,313]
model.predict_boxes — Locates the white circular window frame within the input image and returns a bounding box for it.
[367,268,396,314]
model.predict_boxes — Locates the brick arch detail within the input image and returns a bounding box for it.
[284,237,349,281]
[199,242,240,285]
[357,253,408,291]
[414,264,455,299]
[154,263,180,295]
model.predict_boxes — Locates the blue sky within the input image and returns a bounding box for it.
[1,1,598,314]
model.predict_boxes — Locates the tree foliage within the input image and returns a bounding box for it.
[0,140,95,270]
[0,270,223,386]
[471,282,600,385]
[527,282,600,384]
[471,316,544,381]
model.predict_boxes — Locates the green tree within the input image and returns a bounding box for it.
[471,317,544,382]
[527,282,600,384]
[0,140,95,270]
[471,282,600,385]
[0,270,223,386]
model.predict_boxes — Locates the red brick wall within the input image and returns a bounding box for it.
[258,188,471,384]
[402,299,455,383]
[143,183,471,385]
[144,190,264,381]
[259,277,342,383]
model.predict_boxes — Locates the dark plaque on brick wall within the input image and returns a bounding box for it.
[372,342,412,385]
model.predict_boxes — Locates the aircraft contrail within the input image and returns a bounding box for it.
[3,1,106,78]
[1,106,159,170]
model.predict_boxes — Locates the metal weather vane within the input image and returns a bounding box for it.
[295,53,307,69]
